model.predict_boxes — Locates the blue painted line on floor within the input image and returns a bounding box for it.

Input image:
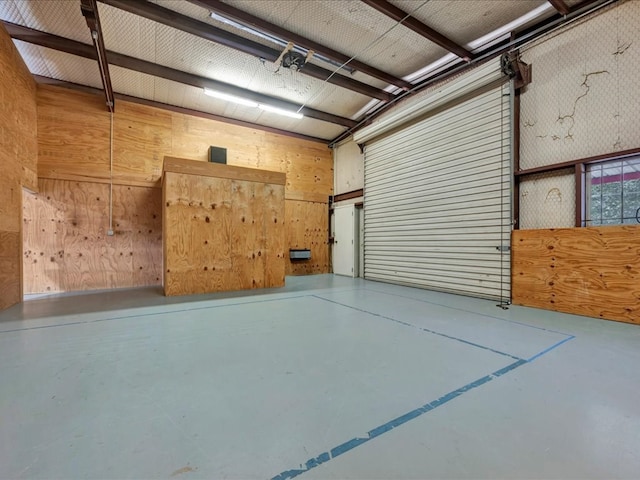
[312,295,523,361]
[361,288,574,337]
[271,333,578,480]
[527,335,576,362]
[270,359,528,480]
[0,294,314,334]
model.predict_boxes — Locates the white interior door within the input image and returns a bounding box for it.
[333,204,355,277]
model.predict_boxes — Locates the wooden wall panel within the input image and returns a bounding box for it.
[113,102,172,185]
[22,187,65,294]
[37,85,330,193]
[30,84,331,296]
[0,181,22,233]
[163,174,196,295]
[285,147,334,196]
[230,180,258,290]
[163,165,285,296]
[512,226,640,324]
[0,24,37,191]
[37,87,111,184]
[23,179,161,293]
[264,183,286,286]
[0,22,37,310]
[285,201,329,275]
[0,232,21,310]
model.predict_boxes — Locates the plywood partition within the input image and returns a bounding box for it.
[286,201,330,275]
[23,180,162,294]
[512,226,640,324]
[23,85,330,297]
[37,85,333,193]
[0,22,37,310]
[163,157,285,296]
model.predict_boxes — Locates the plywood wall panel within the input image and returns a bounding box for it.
[286,149,334,196]
[163,205,196,296]
[285,201,329,275]
[512,225,640,324]
[128,187,163,286]
[264,184,286,287]
[163,164,285,296]
[164,174,189,293]
[171,113,266,168]
[230,180,256,290]
[191,175,234,292]
[31,84,331,296]
[37,87,111,183]
[0,22,37,191]
[250,182,267,289]
[0,181,22,233]
[0,22,37,310]
[37,85,332,195]
[22,179,162,293]
[23,186,65,294]
[114,102,172,185]
[0,231,21,310]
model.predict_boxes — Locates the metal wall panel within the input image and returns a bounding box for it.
[364,84,511,300]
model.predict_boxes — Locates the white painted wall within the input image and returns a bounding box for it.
[519,169,576,229]
[333,139,364,196]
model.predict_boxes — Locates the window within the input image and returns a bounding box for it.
[586,157,640,225]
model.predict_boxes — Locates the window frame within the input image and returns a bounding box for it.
[583,157,640,227]
[514,147,640,229]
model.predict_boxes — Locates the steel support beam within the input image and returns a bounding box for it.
[97,0,392,102]
[34,75,332,143]
[80,0,114,111]
[360,0,474,62]
[188,0,412,91]
[548,0,571,15]
[3,21,357,128]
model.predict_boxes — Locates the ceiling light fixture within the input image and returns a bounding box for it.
[203,88,258,107]
[203,88,304,120]
[258,104,303,119]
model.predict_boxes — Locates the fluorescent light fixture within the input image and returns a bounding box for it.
[203,88,304,119]
[203,88,258,107]
[258,104,303,119]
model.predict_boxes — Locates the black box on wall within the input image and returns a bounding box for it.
[209,146,227,164]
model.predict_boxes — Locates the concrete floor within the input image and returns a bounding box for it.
[1,275,639,479]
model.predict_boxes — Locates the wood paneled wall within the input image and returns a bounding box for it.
[0,23,37,310]
[512,226,640,324]
[163,158,285,296]
[25,85,331,294]
[286,201,329,275]
[23,179,162,293]
[36,85,333,192]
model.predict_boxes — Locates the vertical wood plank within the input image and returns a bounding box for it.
[264,184,286,287]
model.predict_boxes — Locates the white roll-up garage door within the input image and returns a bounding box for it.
[364,82,511,301]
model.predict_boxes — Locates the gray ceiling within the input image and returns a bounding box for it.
[0,0,596,142]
